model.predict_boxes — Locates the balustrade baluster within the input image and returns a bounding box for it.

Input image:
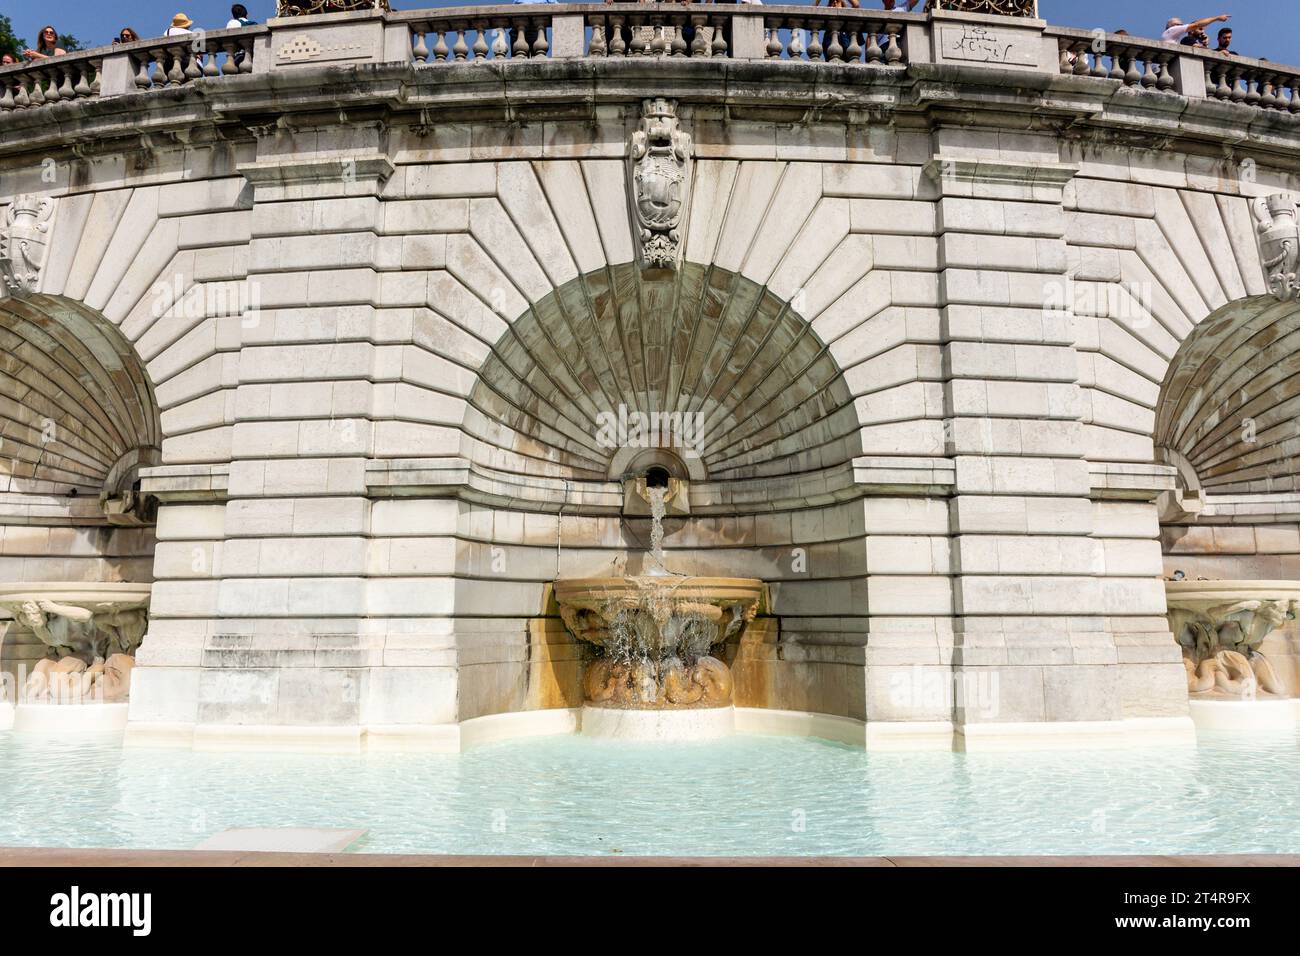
[844,28,862,64]
[14,75,31,108]
[630,21,647,56]
[1140,55,1158,88]
[826,29,844,63]
[1261,75,1280,109]
[59,65,77,99]
[1229,67,1246,102]
[1071,42,1089,76]
[807,23,823,62]
[1089,50,1107,79]
[473,25,489,61]
[1156,54,1174,92]
[1210,66,1228,99]
[710,17,727,57]
[238,39,254,73]
[492,27,509,59]
[610,17,627,56]
[691,15,708,58]
[221,41,240,75]
[765,27,781,59]
[412,30,429,64]
[533,20,549,57]
[789,25,806,60]
[184,49,203,82]
[670,21,687,58]
[0,77,14,111]
[43,67,61,103]
[884,25,903,64]
[453,28,470,61]
[1245,73,1262,106]
[864,28,882,65]
[1106,49,1123,81]
[590,21,608,57]
[433,30,449,61]
[513,22,530,58]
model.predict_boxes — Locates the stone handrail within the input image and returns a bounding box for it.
[0,26,265,113]
[1048,26,1300,113]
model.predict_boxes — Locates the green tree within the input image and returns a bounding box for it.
[0,14,27,59]
[58,34,82,53]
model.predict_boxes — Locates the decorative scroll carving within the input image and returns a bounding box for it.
[926,0,1038,16]
[1253,194,1300,301]
[0,195,55,298]
[629,98,692,270]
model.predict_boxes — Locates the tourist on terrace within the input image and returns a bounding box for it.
[116,28,141,45]
[1181,27,1210,48]
[882,0,921,9]
[22,26,65,61]
[166,13,195,36]
[1215,28,1236,55]
[226,4,259,28]
[1,54,16,66]
[1161,14,1229,45]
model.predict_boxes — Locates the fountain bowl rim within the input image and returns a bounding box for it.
[0,582,152,608]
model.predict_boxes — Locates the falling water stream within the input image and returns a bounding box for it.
[648,486,667,572]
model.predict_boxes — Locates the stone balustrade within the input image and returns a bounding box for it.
[8,6,1300,117]
[0,27,263,112]
[1050,26,1300,112]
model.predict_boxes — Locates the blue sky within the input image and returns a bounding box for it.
[5,2,1288,65]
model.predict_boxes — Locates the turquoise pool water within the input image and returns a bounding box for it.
[1,732,1297,856]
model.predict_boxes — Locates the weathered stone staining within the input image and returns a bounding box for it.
[0,4,1299,751]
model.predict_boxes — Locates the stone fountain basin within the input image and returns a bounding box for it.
[555,576,765,608]
[554,575,765,651]
[0,582,152,611]
[1164,579,1300,614]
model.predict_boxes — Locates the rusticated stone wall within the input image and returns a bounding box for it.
[2,11,1299,749]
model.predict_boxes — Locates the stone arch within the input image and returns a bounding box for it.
[1154,294,1300,496]
[460,262,863,492]
[0,294,161,507]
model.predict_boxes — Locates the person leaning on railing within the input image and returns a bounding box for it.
[23,25,66,61]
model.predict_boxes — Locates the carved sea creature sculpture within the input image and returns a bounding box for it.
[1212,650,1257,698]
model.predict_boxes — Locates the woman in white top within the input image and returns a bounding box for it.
[166,13,194,36]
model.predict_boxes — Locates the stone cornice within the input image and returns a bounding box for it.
[5,59,1300,175]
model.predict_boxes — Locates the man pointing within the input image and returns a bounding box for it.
[1161,13,1231,45]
